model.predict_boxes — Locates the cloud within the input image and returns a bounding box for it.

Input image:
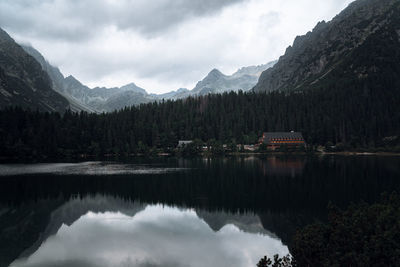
[0,0,245,40]
[0,0,355,93]
[10,205,288,267]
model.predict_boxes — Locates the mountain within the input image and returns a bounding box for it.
[0,28,69,112]
[89,83,151,112]
[151,88,189,100]
[21,45,153,113]
[232,64,273,78]
[21,45,97,113]
[150,63,276,100]
[68,81,151,113]
[189,61,276,96]
[101,90,152,112]
[254,0,400,93]
[21,42,276,112]
[20,45,65,92]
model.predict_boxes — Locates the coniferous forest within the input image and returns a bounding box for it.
[1,73,399,158]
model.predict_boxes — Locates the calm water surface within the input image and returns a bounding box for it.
[1,156,399,267]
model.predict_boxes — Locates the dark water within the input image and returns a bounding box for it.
[1,155,400,267]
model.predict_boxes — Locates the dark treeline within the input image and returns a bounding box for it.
[0,79,399,157]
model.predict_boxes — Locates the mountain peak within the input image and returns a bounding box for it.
[65,75,80,83]
[63,75,88,91]
[209,68,223,75]
[119,83,147,94]
[177,88,188,93]
[123,82,137,87]
[189,62,275,96]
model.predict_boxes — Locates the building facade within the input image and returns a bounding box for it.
[260,132,305,150]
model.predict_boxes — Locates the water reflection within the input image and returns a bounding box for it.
[261,156,305,177]
[10,197,288,267]
[0,162,187,176]
[1,155,400,266]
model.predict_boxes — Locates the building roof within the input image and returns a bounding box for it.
[262,132,304,144]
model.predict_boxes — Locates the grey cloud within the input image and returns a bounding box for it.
[0,0,246,41]
[114,0,246,35]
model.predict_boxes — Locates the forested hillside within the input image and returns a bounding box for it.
[1,79,399,157]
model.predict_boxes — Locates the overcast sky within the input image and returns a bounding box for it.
[0,0,354,94]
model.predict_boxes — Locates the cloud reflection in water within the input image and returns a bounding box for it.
[0,162,186,176]
[11,205,288,267]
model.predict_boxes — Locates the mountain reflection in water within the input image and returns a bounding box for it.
[1,156,400,267]
[10,196,288,267]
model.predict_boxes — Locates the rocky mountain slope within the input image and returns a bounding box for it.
[147,62,275,100]
[22,45,153,113]
[0,28,69,112]
[21,45,95,112]
[254,0,400,93]
[150,88,190,100]
[186,61,276,97]
[22,43,276,112]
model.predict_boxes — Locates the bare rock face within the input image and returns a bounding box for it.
[254,0,400,93]
[0,28,69,112]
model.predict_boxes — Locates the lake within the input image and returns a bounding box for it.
[1,155,400,267]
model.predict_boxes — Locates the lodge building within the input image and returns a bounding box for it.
[260,132,305,150]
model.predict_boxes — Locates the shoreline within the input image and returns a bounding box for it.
[226,151,400,156]
[1,151,400,162]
